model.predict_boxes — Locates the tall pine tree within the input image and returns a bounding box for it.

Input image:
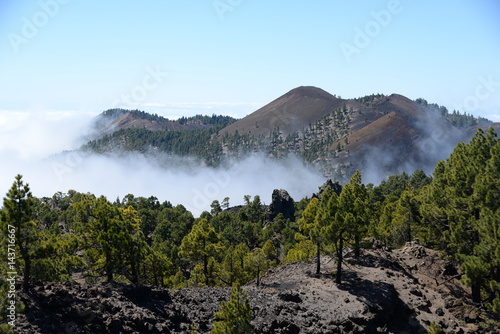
[2,175,36,292]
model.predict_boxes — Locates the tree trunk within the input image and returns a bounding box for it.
[153,265,158,286]
[471,280,481,303]
[354,235,360,258]
[130,260,138,284]
[335,235,343,284]
[316,243,321,275]
[203,255,209,285]
[406,213,412,243]
[131,273,138,285]
[256,267,260,287]
[23,256,31,292]
[105,252,113,283]
[106,268,113,283]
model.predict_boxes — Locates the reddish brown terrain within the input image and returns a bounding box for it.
[219,86,374,137]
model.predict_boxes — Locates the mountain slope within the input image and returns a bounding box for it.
[84,88,498,182]
[330,94,460,179]
[329,94,499,180]
[220,86,379,137]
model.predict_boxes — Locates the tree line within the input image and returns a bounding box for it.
[86,104,491,182]
[1,128,499,326]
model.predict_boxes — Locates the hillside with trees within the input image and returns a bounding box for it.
[83,87,498,182]
[1,128,500,333]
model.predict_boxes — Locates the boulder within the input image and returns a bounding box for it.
[268,189,295,221]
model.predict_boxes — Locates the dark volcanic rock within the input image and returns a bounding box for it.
[278,291,302,303]
[313,179,342,199]
[268,189,295,221]
[15,246,499,334]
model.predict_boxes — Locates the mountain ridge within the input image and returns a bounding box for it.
[83,87,499,182]
[219,86,372,137]
[92,108,236,136]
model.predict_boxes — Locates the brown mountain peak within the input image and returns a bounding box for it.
[220,86,345,136]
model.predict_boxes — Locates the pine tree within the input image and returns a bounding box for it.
[262,239,278,265]
[445,129,497,302]
[391,188,420,246]
[319,191,345,284]
[297,197,322,274]
[220,243,250,286]
[2,175,36,292]
[375,201,396,247]
[144,248,172,286]
[474,138,500,212]
[119,206,150,284]
[347,171,369,258]
[419,128,499,305]
[74,195,151,283]
[210,200,222,215]
[222,197,230,210]
[179,218,223,285]
[322,171,367,284]
[244,248,268,286]
[211,284,253,334]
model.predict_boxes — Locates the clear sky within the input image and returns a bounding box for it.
[0,0,499,120]
[0,0,499,212]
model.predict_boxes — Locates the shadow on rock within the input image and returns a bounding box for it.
[338,273,427,333]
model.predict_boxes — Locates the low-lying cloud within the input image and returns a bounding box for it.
[358,106,469,185]
[0,110,325,216]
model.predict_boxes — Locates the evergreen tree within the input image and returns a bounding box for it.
[262,239,278,265]
[212,284,253,334]
[144,247,172,286]
[284,235,315,263]
[340,170,368,258]
[219,243,250,286]
[222,197,230,210]
[74,195,151,283]
[374,201,396,248]
[318,191,344,284]
[179,218,223,285]
[297,197,322,274]
[391,188,420,246]
[119,206,149,284]
[420,128,499,305]
[244,248,268,286]
[210,200,222,215]
[2,175,36,292]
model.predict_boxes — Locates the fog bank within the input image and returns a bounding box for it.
[0,110,325,215]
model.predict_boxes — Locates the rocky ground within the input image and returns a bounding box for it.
[14,242,500,333]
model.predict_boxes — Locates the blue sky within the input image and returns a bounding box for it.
[1,0,499,120]
[0,0,499,211]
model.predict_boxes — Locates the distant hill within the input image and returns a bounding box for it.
[327,93,469,180]
[219,86,378,137]
[83,88,499,182]
[91,108,236,136]
[82,110,235,165]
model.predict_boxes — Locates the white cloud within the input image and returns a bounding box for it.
[0,109,96,160]
[488,114,500,122]
[0,109,325,216]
